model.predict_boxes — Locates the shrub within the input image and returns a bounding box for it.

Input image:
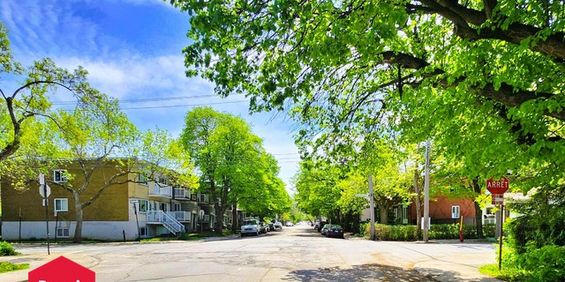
[0,242,18,256]
[519,244,565,282]
[364,223,492,241]
[0,262,28,273]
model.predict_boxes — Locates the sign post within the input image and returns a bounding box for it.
[487,177,509,271]
[39,174,51,255]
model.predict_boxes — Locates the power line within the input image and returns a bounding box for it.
[54,99,250,111]
[119,100,248,110]
[51,94,234,105]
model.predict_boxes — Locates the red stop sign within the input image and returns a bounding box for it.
[487,177,509,194]
[28,256,95,282]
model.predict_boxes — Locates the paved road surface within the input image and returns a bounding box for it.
[0,223,498,281]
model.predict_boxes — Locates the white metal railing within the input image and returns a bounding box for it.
[174,188,191,200]
[146,210,184,235]
[148,182,172,198]
[167,211,191,222]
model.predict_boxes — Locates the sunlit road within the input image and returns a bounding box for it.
[1,223,497,281]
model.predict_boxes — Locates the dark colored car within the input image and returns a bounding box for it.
[326,224,344,239]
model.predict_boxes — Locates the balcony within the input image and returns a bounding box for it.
[167,211,191,222]
[146,210,184,235]
[173,188,191,200]
[148,182,172,198]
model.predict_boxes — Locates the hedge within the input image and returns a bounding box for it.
[362,223,496,241]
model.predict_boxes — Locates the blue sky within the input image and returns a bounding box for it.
[0,0,300,192]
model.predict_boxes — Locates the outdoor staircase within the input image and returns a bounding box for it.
[147,210,185,235]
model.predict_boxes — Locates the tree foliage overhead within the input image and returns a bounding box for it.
[0,23,108,163]
[172,0,564,192]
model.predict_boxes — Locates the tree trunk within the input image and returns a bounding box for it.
[72,191,83,243]
[472,177,484,238]
[231,201,238,234]
[379,206,388,224]
[214,202,224,234]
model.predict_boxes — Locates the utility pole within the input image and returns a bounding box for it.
[368,175,376,241]
[423,141,431,242]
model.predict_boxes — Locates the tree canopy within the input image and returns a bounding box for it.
[1,23,107,163]
[172,0,564,194]
[181,107,290,232]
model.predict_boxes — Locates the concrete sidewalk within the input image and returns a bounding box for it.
[362,240,500,281]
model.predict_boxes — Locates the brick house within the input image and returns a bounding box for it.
[0,160,220,241]
[360,196,496,226]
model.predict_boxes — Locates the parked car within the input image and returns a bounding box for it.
[320,224,331,235]
[273,221,283,230]
[241,219,260,236]
[285,222,294,227]
[316,221,327,232]
[268,222,275,230]
[326,224,345,239]
[258,222,269,234]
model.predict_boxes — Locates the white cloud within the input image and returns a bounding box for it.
[1,0,301,190]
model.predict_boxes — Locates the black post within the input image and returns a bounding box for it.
[498,204,504,271]
[54,212,58,242]
[134,203,140,241]
[122,230,126,242]
[43,184,50,255]
[18,208,22,243]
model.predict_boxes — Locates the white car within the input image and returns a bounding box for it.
[273,221,283,230]
[285,222,294,227]
[241,219,260,236]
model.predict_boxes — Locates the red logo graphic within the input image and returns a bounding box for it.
[28,256,95,282]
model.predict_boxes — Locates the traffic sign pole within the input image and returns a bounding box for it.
[487,177,509,272]
[44,183,50,255]
[498,203,504,271]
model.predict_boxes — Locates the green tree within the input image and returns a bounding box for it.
[0,23,105,162]
[171,0,564,193]
[181,107,289,233]
[48,103,198,242]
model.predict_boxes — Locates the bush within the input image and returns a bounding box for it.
[0,262,28,273]
[363,223,493,241]
[0,242,18,256]
[520,244,565,281]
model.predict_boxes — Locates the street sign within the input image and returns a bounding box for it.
[355,193,369,199]
[39,184,51,198]
[492,194,504,205]
[487,177,509,194]
[39,173,45,185]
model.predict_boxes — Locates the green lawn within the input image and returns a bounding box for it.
[479,263,529,281]
[0,262,29,273]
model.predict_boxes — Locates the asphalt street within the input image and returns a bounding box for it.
[0,223,498,281]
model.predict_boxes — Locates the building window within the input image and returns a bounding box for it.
[53,170,67,183]
[173,203,181,211]
[137,174,148,185]
[56,222,70,238]
[54,198,68,212]
[451,205,461,219]
[139,200,148,212]
[56,227,70,237]
[139,227,147,237]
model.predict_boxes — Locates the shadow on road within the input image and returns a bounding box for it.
[283,263,499,282]
[282,264,436,282]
